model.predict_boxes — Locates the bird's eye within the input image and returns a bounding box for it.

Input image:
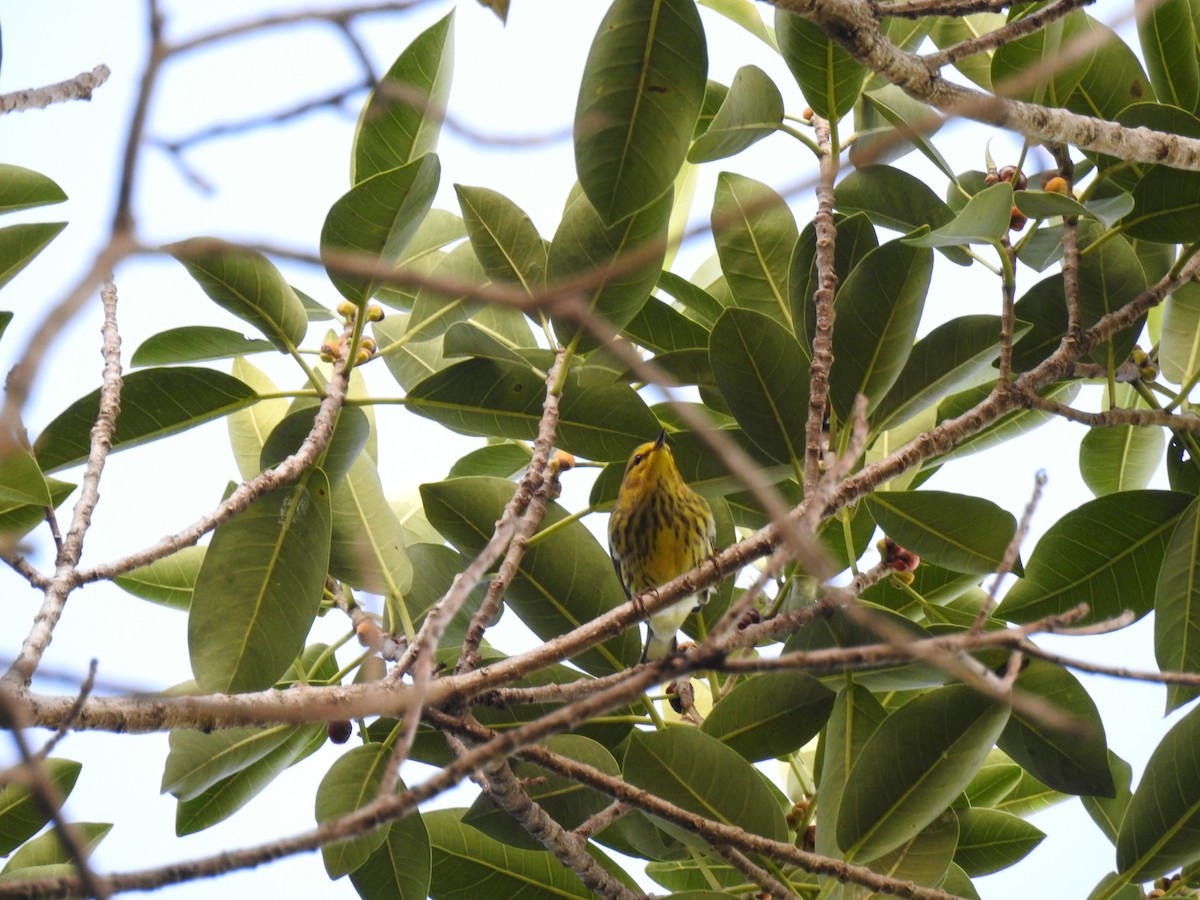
[633,453,644,466]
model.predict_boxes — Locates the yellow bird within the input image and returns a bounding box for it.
[608,431,716,660]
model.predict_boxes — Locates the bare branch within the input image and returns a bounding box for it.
[770,0,1200,172]
[6,282,124,687]
[804,115,839,495]
[0,65,111,114]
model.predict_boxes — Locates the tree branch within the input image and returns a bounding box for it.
[0,65,111,114]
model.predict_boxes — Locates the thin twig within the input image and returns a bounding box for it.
[6,282,124,687]
[977,469,1048,628]
[0,690,109,899]
[804,115,839,496]
[710,843,801,899]
[34,660,98,762]
[0,65,111,114]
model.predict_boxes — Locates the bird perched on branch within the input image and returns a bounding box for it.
[609,430,716,661]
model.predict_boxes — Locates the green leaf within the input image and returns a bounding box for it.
[866,490,1016,575]
[34,367,258,473]
[0,441,50,507]
[227,359,288,481]
[406,242,489,342]
[709,308,808,466]
[836,164,945,230]
[168,240,308,351]
[1077,226,1148,366]
[1116,701,1200,880]
[711,173,797,324]
[1125,164,1200,243]
[623,728,788,843]
[1160,281,1200,386]
[871,314,1011,433]
[329,452,413,597]
[1083,751,1134,845]
[0,165,67,213]
[903,182,1012,247]
[374,209,469,311]
[992,9,1088,106]
[815,685,888,857]
[837,685,1010,862]
[1156,498,1200,712]
[0,823,110,875]
[407,358,659,462]
[352,11,454,183]
[316,744,399,878]
[574,0,707,224]
[421,476,640,675]
[130,326,274,367]
[373,314,447,391]
[404,543,488,650]
[547,185,672,353]
[464,735,620,850]
[321,155,441,306]
[839,811,959,893]
[349,812,431,900]
[0,222,66,290]
[0,759,81,855]
[0,477,73,542]
[1079,422,1165,497]
[997,658,1114,797]
[687,65,782,163]
[259,404,369,484]
[998,490,1193,625]
[932,380,1079,466]
[828,239,933,420]
[953,807,1045,876]
[1065,17,1155,121]
[775,6,866,122]
[114,545,205,611]
[700,671,834,761]
[790,212,878,352]
[850,84,948,173]
[163,724,305,801]
[426,808,605,898]
[657,270,726,329]
[1013,189,1092,220]
[455,185,547,295]
[928,14,1005,89]
[188,468,332,693]
[622,296,710,353]
[446,442,532,480]
[786,601,944,692]
[698,0,776,47]
[1139,0,1200,113]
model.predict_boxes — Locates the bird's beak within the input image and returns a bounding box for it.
[654,429,667,449]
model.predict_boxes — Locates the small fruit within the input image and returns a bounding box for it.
[1044,175,1070,195]
[997,165,1028,190]
[327,720,353,744]
[336,300,358,320]
[1009,206,1028,231]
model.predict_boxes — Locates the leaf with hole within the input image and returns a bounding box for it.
[574,0,707,224]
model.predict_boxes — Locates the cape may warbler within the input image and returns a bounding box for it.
[609,431,716,660]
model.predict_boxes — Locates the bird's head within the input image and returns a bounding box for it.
[617,430,681,496]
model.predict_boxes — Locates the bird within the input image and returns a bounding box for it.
[608,430,716,661]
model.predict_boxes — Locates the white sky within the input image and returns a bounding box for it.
[0,1,1182,898]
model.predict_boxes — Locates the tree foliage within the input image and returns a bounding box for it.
[6,1,1200,898]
